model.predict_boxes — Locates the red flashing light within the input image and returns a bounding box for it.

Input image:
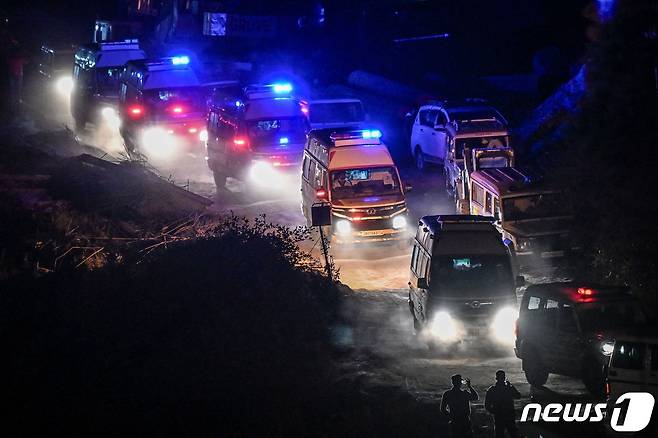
[578,287,594,296]
[316,189,327,199]
[233,138,246,146]
[171,106,184,114]
[128,105,144,118]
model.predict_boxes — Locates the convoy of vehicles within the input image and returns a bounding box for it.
[515,282,651,395]
[71,40,146,131]
[205,83,309,189]
[301,128,410,243]
[118,56,207,161]
[408,215,522,349]
[410,101,509,170]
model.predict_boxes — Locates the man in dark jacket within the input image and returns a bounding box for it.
[485,370,521,438]
[441,374,479,438]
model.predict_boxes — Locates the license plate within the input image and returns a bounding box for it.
[359,230,386,237]
[541,250,565,258]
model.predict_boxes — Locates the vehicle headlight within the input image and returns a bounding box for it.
[516,238,532,251]
[55,76,73,96]
[601,341,614,356]
[141,127,177,159]
[491,306,518,344]
[429,311,458,342]
[199,129,208,142]
[336,219,352,235]
[392,215,407,230]
[249,160,283,188]
[101,107,121,129]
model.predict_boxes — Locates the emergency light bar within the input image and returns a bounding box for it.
[172,55,190,65]
[244,83,293,99]
[330,130,383,142]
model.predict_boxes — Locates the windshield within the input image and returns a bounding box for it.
[431,255,514,296]
[310,102,365,124]
[449,109,500,122]
[455,135,508,159]
[578,301,647,331]
[246,117,308,148]
[502,193,570,221]
[96,67,123,96]
[143,87,205,115]
[330,167,401,200]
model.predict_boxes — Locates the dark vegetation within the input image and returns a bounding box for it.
[539,0,658,301]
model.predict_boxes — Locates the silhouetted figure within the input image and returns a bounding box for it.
[485,370,521,438]
[441,374,479,438]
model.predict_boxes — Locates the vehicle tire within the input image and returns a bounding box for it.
[523,349,549,386]
[414,147,426,171]
[583,361,606,398]
[213,171,227,190]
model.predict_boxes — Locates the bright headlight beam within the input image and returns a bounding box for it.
[491,306,518,344]
[55,76,74,96]
[336,220,352,235]
[429,311,458,342]
[393,215,407,230]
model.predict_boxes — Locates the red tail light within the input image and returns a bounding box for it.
[316,188,327,199]
[127,105,144,119]
[605,380,611,398]
[233,137,248,150]
[170,105,184,114]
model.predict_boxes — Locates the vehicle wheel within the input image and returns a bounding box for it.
[523,349,549,386]
[415,147,426,171]
[583,361,606,397]
[213,171,227,190]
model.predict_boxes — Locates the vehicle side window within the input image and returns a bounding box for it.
[612,341,645,370]
[417,110,428,126]
[538,299,558,328]
[485,191,493,213]
[558,304,578,333]
[313,164,323,188]
[302,154,310,180]
[308,160,316,185]
[493,197,501,219]
[436,111,448,126]
[471,183,484,206]
[527,296,541,310]
[650,345,658,371]
[411,245,419,273]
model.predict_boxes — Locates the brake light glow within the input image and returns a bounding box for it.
[172,106,184,114]
[233,137,248,149]
[316,188,327,199]
[578,287,594,296]
[188,128,198,133]
[128,105,144,118]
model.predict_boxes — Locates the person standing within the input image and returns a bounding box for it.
[441,374,479,438]
[485,370,521,438]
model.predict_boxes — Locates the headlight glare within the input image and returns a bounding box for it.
[336,219,352,235]
[491,306,518,344]
[392,215,407,230]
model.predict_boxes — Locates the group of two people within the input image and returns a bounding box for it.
[440,370,521,438]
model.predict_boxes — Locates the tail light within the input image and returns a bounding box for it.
[316,188,327,199]
[233,137,248,150]
[605,380,611,399]
[127,105,144,119]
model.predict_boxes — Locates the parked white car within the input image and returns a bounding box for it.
[409,101,508,170]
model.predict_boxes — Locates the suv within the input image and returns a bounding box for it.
[119,56,207,162]
[71,40,146,131]
[410,101,508,170]
[205,83,309,189]
[515,282,650,395]
[408,215,521,349]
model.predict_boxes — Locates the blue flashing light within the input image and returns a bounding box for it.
[235,100,243,107]
[171,55,190,65]
[362,129,382,139]
[273,83,293,93]
[279,137,289,144]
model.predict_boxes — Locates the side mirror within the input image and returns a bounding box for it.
[404,184,413,192]
[515,275,526,287]
[417,277,429,289]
